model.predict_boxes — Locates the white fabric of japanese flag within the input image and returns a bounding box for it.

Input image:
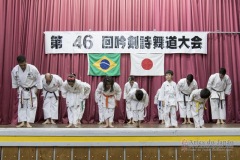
[130,53,164,76]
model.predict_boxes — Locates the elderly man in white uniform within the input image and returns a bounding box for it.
[126,88,149,127]
[207,68,232,124]
[95,76,122,128]
[177,74,198,124]
[123,76,139,124]
[42,73,63,125]
[11,55,42,128]
[189,88,211,128]
[61,74,91,128]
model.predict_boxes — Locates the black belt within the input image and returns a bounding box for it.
[21,86,36,91]
[181,91,190,107]
[43,87,58,100]
[211,88,224,109]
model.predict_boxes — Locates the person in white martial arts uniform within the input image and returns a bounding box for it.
[41,73,63,125]
[189,88,211,128]
[11,55,42,128]
[177,74,198,124]
[154,88,164,124]
[123,76,139,124]
[158,70,178,128]
[95,76,122,128]
[61,74,91,128]
[207,68,232,124]
[126,88,149,127]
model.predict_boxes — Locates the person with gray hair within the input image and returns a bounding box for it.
[41,73,63,125]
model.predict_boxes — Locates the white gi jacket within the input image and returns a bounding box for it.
[123,82,139,99]
[207,73,232,100]
[95,82,122,109]
[11,64,42,99]
[61,79,91,107]
[158,81,177,106]
[126,88,149,111]
[41,74,63,99]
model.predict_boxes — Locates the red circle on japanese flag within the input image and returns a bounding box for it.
[141,58,153,70]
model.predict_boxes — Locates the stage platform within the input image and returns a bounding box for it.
[0,123,240,147]
[1,123,240,160]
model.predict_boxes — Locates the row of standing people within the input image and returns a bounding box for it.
[153,69,231,128]
[11,55,232,128]
[11,55,148,128]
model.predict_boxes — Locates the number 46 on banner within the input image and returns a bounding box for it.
[73,35,93,49]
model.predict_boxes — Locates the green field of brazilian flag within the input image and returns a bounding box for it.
[87,53,121,76]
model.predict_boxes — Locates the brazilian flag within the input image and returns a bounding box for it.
[88,53,121,76]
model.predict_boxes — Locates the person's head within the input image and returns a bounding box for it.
[45,73,53,84]
[103,76,114,92]
[219,68,226,79]
[135,89,144,101]
[186,74,194,85]
[128,76,135,86]
[165,70,174,81]
[200,88,211,99]
[17,55,27,71]
[67,73,76,87]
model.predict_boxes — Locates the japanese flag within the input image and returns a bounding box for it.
[130,53,164,76]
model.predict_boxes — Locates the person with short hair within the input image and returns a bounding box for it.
[177,74,198,124]
[207,68,232,124]
[158,70,178,128]
[11,55,42,127]
[189,88,211,128]
[123,76,139,124]
[41,73,63,125]
[126,88,149,128]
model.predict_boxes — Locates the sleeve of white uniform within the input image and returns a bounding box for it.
[177,79,184,91]
[207,75,215,92]
[144,91,149,108]
[193,80,198,90]
[114,83,122,101]
[11,68,18,89]
[176,80,183,101]
[136,82,139,89]
[154,89,160,105]
[158,83,165,101]
[126,89,134,104]
[189,90,196,102]
[82,82,91,99]
[95,82,103,103]
[225,76,232,95]
[34,67,42,89]
[40,75,45,82]
[123,83,128,99]
[61,81,68,98]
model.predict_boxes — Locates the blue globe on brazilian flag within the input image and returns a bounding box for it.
[88,53,121,76]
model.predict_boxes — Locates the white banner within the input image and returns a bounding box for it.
[44,31,208,54]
